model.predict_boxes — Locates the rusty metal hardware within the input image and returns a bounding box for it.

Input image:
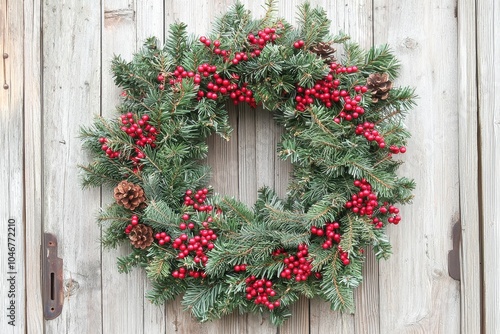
[43,233,64,320]
[447,221,461,281]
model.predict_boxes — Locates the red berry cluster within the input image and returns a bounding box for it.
[293,39,305,49]
[228,82,256,108]
[98,137,120,159]
[200,37,257,63]
[197,72,257,107]
[345,179,379,216]
[171,267,188,279]
[245,276,280,310]
[295,74,338,111]
[171,267,208,279]
[311,222,341,249]
[124,215,139,234]
[272,248,286,256]
[203,37,232,61]
[233,264,247,272]
[230,51,249,65]
[345,180,403,228]
[197,62,218,78]
[115,112,158,170]
[370,217,384,229]
[294,63,368,121]
[120,113,158,147]
[330,63,359,75]
[157,66,201,89]
[154,218,216,279]
[335,83,368,122]
[355,122,385,148]
[172,220,217,264]
[151,189,219,279]
[199,36,212,47]
[183,188,213,212]
[338,247,350,265]
[279,244,313,282]
[157,61,258,108]
[188,269,207,279]
[389,145,407,154]
[154,231,171,245]
[248,27,278,52]
[379,203,401,225]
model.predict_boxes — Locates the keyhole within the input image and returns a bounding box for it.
[50,272,55,301]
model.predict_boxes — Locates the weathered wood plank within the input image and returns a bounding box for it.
[42,1,102,332]
[23,0,45,331]
[477,0,500,332]
[238,106,258,206]
[101,2,145,333]
[374,1,461,333]
[457,0,482,332]
[0,0,26,332]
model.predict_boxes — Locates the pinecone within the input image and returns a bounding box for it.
[129,224,154,249]
[310,42,336,64]
[113,180,146,210]
[366,73,393,102]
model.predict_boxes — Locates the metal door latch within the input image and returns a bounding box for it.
[43,233,64,320]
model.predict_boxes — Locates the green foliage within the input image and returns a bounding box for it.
[80,1,416,326]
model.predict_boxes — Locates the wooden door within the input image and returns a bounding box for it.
[4,0,498,332]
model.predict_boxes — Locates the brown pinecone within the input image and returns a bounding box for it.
[310,42,336,64]
[113,180,146,210]
[366,73,393,102]
[129,224,154,249]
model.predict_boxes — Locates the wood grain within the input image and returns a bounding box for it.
[374,1,461,333]
[0,0,26,332]
[477,0,500,332]
[23,0,45,332]
[457,0,482,332]
[42,0,103,332]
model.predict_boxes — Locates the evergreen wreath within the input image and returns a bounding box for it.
[80,1,416,325]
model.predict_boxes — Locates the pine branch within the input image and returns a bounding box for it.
[165,23,189,65]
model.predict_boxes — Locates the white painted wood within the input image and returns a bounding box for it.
[42,1,102,333]
[457,0,482,332]
[0,0,26,332]
[477,0,500,332]
[374,1,461,333]
[23,0,45,332]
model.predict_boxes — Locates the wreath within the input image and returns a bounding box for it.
[80,2,415,325]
